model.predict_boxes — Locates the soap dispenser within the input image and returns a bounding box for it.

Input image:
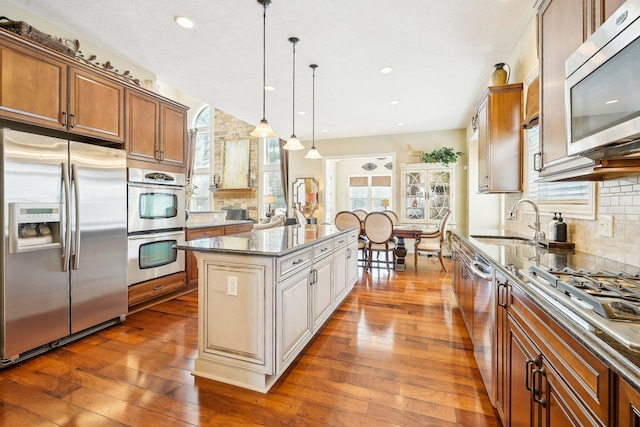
[554,213,567,242]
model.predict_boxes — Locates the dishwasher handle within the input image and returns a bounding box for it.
[469,260,493,281]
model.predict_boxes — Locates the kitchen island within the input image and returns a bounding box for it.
[452,228,640,426]
[175,223,359,392]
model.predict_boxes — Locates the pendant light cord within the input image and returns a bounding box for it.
[311,64,318,149]
[292,40,296,135]
[261,3,267,121]
[311,66,315,148]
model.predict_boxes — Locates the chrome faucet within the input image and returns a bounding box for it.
[507,197,545,242]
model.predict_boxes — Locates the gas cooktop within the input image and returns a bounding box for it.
[520,266,640,350]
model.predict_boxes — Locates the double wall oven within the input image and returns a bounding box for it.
[127,167,186,286]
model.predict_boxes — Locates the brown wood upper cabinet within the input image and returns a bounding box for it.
[0,34,124,144]
[476,83,523,193]
[126,88,187,168]
[536,0,625,177]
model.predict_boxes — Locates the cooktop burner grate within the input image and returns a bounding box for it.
[522,266,640,349]
[530,266,640,322]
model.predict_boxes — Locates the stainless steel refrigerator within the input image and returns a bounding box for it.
[1,128,127,363]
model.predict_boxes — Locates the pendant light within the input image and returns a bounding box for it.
[283,37,304,150]
[250,0,277,138]
[305,64,322,159]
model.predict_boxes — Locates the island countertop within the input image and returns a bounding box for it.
[175,224,356,257]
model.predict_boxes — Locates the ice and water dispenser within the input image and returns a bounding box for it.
[8,203,62,254]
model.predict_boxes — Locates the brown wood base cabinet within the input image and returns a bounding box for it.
[128,272,187,309]
[506,282,610,427]
[451,234,612,427]
[618,377,640,426]
[186,223,253,286]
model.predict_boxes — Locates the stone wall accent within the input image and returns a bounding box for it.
[213,108,259,220]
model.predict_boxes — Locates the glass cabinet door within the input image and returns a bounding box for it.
[428,170,451,221]
[403,171,426,220]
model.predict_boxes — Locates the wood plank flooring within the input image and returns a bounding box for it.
[0,257,501,426]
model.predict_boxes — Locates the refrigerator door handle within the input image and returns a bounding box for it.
[71,163,81,270]
[62,162,71,272]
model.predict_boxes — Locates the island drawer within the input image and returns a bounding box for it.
[313,240,333,259]
[278,249,312,280]
[334,232,357,249]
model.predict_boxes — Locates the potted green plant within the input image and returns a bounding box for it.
[422,147,464,167]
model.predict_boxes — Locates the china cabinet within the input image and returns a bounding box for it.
[399,163,455,226]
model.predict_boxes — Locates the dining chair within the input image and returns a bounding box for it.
[352,209,368,223]
[382,210,398,226]
[334,210,367,265]
[363,212,396,271]
[414,210,452,272]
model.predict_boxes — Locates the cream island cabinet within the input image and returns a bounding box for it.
[175,224,359,392]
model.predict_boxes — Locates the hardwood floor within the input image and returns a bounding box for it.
[0,257,501,426]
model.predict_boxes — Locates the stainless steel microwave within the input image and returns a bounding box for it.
[565,0,640,160]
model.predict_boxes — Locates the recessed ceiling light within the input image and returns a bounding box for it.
[380,67,393,74]
[322,129,328,133]
[606,99,619,104]
[174,15,195,29]
[390,100,400,105]
[264,85,275,91]
[397,122,404,126]
[297,111,306,115]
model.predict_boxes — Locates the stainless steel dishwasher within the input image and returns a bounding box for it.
[469,253,495,406]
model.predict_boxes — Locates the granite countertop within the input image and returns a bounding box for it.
[176,224,355,257]
[452,228,640,391]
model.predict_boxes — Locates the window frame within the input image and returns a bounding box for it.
[189,105,213,212]
[259,137,285,218]
[347,174,392,212]
[526,125,596,220]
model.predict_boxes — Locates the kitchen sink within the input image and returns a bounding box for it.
[471,235,541,247]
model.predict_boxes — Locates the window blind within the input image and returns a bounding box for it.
[527,126,590,204]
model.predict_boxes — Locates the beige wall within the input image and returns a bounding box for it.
[288,129,468,226]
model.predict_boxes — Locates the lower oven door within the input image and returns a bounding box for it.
[127,230,185,286]
[128,183,185,233]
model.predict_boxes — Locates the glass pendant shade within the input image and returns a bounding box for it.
[250,119,276,138]
[304,147,322,159]
[283,134,304,150]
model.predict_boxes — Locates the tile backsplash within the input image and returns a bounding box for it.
[505,176,640,268]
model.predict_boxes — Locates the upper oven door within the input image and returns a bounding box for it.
[128,183,185,233]
[565,2,640,158]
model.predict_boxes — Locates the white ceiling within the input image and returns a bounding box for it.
[7,0,536,143]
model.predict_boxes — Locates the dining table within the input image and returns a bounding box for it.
[392,225,427,271]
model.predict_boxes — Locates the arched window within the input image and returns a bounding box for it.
[190,106,212,211]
